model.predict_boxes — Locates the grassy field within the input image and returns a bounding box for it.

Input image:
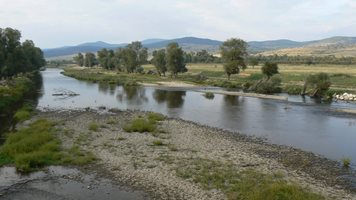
[63,63,356,92]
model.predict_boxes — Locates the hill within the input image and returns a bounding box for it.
[43,36,356,59]
[258,36,356,57]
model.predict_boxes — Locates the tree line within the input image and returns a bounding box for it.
[0,28,45,78]
[74,41,187,77]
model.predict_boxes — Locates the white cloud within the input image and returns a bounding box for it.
[0,0,355,48]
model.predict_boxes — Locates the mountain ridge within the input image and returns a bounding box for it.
[43,36,356,58]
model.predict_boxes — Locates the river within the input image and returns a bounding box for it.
[38,68,356,167]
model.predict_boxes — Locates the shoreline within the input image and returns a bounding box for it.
[26,109,356,199]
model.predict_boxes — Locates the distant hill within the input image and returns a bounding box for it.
[258,36,356,57]
[43,36,356,59]
[248,39,307,53]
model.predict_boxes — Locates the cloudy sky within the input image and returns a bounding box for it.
[1,0,355,48]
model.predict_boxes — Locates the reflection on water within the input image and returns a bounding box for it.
[153,90,186,108]
[117,86,148,105]
[38,69,356,167]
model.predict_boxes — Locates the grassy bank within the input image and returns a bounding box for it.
[0,72,42,135]
[63,64,356,94]
[0,119,95,172]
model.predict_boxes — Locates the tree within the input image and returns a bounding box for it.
[302,73,331,97]
[220,38,247,80]
[84,52,96,67]
[152,49,167,76]
[165,42,187,77]
[248,57,259,68]
[0,27,44,78]
[73,53,84,66]
[97,48,109,69]
[261,62,278,80]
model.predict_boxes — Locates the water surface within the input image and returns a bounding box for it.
[38,68,356,167]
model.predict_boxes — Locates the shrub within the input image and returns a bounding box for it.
[284,85,303,95]
[88,122,99,131]
[124,118,156,133]
[203,92,215,99]
[342,158,351,168]
[147,113,165,122]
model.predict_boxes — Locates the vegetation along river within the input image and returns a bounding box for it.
[38,68,356,167]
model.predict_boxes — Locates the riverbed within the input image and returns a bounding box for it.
[38,68,356,167]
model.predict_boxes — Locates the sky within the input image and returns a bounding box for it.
[0,0,355,48]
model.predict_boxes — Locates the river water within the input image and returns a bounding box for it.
[38,68,356,167]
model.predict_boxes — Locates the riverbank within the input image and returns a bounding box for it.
[26,109,356,199]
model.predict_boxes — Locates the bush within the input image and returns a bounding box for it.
[124,118,156,133]
[88,122,99,131]
[342,158,351,168]
[254,76,282,94]
[203,92,215,99]
[284,85,303,95]
[147,113,165,122]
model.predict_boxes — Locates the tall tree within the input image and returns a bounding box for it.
[220,38,247,80]
[152,49,167,76]
[0,27,44,78]
[84,52,96,67]
[97,48,109,69]
[166,43,187,77]
[73,53,84,66]
[261,62,278,80]
[248,57,259,68]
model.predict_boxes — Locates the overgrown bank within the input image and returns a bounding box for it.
[0,72,43,136]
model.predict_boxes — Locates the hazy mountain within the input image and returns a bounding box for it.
[43,36,356,59]
[141,39,166,45]
[248,39,307,52]
[259,36,356,57]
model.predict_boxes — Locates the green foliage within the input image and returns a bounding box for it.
[284,85,303,95]
[73,53,84,66]
[203,92,215,99]
[14,109,30,123]
[0,27,45,78]
[88,122,99,131]
[220,38,247,80]
[254,77,282,94]
[166,42,187,77]
[152,140,164,146]
[262,62,279,79]
[123,117,156,133]
[152,49,167,76]
[84,52,97,67]
[303,73,331,97]
[147,113,165,122]
[124,113,165,133]
[174,158,325,200]
[0,119,95,172]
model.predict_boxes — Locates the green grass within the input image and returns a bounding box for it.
[63,64,356,94]
[88,122,99,131]
[0,119,95,172]
[123,117,156,133]
[123,113,165,133]
[152,140,164,146]
[342,158,351,168]
[203,92,215,99]
[172,158,325,200]
[13,109,31,122]
[147,112,165,122]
